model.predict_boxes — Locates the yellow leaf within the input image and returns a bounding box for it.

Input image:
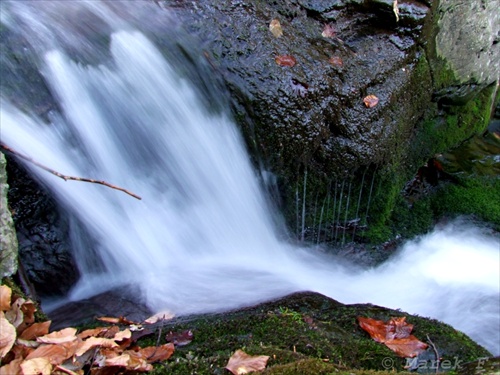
[37,328,77,344]
[0,286,12,312]
[0,314,16,358]
[20,357,52,375]
[225,350,270,375]
[269,19,283,38]
[75,337,118,357]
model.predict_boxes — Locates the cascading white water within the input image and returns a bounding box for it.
[1,0,499,355]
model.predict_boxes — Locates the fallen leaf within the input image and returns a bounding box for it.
[15,338,41,348]
[77,327,108,340]
[322,23,336,38]
[124,351,154,371]
[269,19,283,38]
[20,300,37,326]
[5,298,24,328]
[225,349,270,375]
[11,342,35,359]
[19,321,52,341]
[328,56,343,67]
[139,343,175,363]
[143,311,175,324]
[20,357,52,375]
[113,329,131,342]
[363,94,379,108]
[165,330,193,347]
[0,358,22,375]
[37,328,77,344]
[0,286,12,312]
[103,353,130,367]
[96,316,136,325]
[275,55,296,67]
[26,342,77,365]
[0,314,16,358]
[101,326,120,339]
[75,337,119,357]
[358,316,428,358]
[385,337,429,357]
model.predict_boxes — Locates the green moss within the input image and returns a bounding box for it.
[136,292,490,375]
[430,177,500,229]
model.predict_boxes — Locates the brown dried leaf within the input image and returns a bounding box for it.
[20,300,36,326]
[20,357,52,375]
[101,326,120,339]
[275,55,296,67]
[77,327,108,340]
[165,330,193,347]
[19,321,52,341]
[103,353,131,367]
[26,341,78,365]
[96,316,136,325]
[16,338,41,348]
[385,337,428,358]
[143,311,175,324]
[113,329,131,342]
[0,314,16,358]
[5,298,24,328]
[0,286,12,312]
[0,358,22,375]
[75,337,119,357]
[11,342,35,359]
[363,94,379,108]
[358,316,428,358]
[125,351,154,371]
[37,328,77,344]
[225,349,270,375]
[138,343,175,363]
[269,19,283,38]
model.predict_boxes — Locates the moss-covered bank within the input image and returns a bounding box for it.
[133,292,491,375]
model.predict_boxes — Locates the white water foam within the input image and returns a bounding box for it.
[1,0,499,355]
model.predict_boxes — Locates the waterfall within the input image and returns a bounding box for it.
[1,0,499,356]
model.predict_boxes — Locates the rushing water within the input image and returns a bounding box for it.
[1,1,499,355]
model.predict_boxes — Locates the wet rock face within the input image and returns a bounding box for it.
[6,159,79,297]
[0,153,18,278]
[167,0,433,180]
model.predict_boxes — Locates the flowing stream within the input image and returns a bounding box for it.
[1,0,499,356]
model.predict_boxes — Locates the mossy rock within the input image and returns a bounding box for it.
[137,292,490,374]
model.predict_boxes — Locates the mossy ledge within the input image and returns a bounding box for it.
[129,292,491,375]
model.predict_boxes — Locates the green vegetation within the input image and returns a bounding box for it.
[138,292,490,375]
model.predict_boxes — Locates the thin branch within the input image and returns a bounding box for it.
[1,143,142,200]
[426,334,440,373]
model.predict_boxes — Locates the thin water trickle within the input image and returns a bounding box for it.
[1,0,499,356]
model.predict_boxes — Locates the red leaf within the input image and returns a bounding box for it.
[165,330,193,347]
[275,55,296,67]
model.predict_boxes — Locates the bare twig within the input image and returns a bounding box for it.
[426,334,440,373]
[1,143,142,200]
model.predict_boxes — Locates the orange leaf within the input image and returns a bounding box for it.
[275,55,296,67]
[113,329,131,342]
[96,316,136,325]
[0,358,22,375]
[126,351,154,371]
[75,337,118,357]
[363,94,379,108]
[225,349,270,375]
[269,19,283,38]
[0,314,16,358]
[358,316,428,358]
[37,328,77,344]
[19,321,52,341]
[5,298,24,328]
[0,286,12,312]
[20,357,52,375]
[385,337,428,358]
[20,300,36,326]
[138,343,175,363]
